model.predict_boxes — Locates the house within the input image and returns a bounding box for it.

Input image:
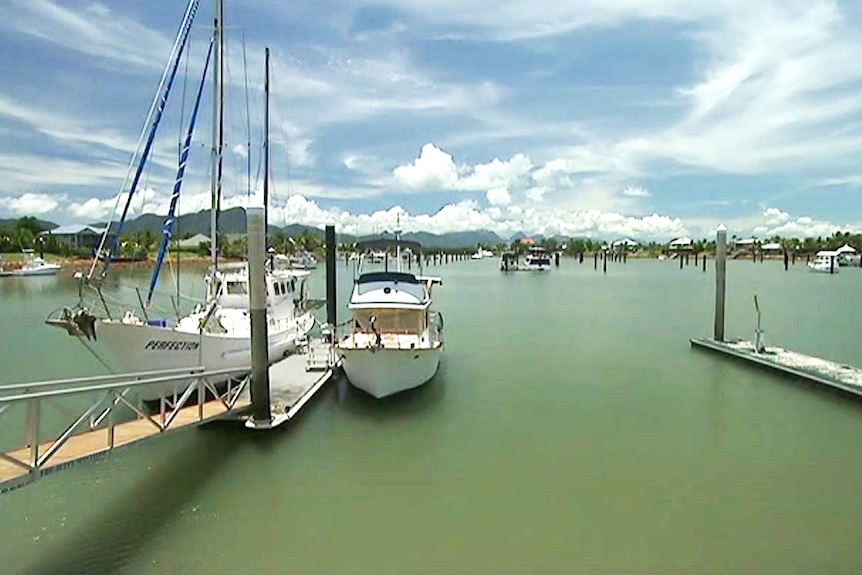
[611,238,639,251]
[668,236,693,251]
[177,233,210,249]
[39,225,111,252]
[760,242,783,254]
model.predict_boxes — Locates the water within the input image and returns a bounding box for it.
[2,257,862,574]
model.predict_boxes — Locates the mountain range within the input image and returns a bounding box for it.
[2,208,517,248]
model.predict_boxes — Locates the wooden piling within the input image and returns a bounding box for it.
[714,224,727,342]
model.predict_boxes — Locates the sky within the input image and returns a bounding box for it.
[1,0,862,241]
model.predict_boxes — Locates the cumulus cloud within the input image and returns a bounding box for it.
[1,192,61,215]
[485,187,511,207]
[392,143,460,189]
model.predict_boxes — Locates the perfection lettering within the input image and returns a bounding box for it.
[145,340,200,351]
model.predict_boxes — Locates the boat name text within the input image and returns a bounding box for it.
[145,340,200,351]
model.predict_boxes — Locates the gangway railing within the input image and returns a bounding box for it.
[0,365,251,493]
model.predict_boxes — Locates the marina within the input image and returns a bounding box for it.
[3,247,862,572]
[3,0,862,572]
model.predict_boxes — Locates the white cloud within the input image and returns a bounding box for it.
[0,0,171,70]
[392,143,460,189]
[485,187,511,207]
[1,193,61,215]
[459,154,533,191]
[622,186,650,197]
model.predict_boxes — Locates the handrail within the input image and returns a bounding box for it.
[0,366,251,404]
[0,366,207,392]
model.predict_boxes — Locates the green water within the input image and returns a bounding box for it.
[1,258,862,574]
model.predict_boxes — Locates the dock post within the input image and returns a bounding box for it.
[325,224,337,334]
[603,252,607,273]
[714,224,727,342]
[593,252,598,270]
[783,249,789,271]
[555,252,560,267]
[702,252,707,272]
[579,252,584,264]
[247,206,272,426]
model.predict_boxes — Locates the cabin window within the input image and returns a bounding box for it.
[274,282,281,296]
[353,309,423,334]
[282,281,288,294]
[226,281,247,295]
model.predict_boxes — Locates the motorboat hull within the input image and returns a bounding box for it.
[91,312,314,401]
[338,344,442,398]
[0,265,61,277]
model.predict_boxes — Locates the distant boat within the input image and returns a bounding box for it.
[0,250,61,277]
[471,248,493,260]
[808,251,839,274]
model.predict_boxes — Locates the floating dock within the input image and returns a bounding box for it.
[691,337,862,398]
[242,339,336,429]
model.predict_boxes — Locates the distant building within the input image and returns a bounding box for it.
[668,236,693,251]
[40,225,111,252]
[519,237,535,246]
[177,233,210,249]
[611,238,639,251]
[761,242,783,254]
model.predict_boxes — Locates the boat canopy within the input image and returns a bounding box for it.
[357,271,419,285]
[355,238,423,254]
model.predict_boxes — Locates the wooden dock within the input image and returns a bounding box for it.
[691,337,862,398]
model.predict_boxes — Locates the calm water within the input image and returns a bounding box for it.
[1,257,862,574]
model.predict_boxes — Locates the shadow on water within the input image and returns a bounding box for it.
[20,425,245,575]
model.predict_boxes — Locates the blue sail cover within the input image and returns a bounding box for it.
[146,39,214,307]
[100,0,201,278]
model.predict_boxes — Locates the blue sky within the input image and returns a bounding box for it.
[1,0,862,240]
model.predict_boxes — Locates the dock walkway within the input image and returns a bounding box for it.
[691,337,862,398]
[0,340,338,493]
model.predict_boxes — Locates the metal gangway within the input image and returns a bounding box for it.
[0,366,252,493]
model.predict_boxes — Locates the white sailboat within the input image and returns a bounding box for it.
[336,231,444,398]
[46,1,315,401]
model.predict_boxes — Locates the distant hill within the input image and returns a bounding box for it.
[108,208,504,248]
[0,217,57,231]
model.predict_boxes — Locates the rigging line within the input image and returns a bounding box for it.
[147,38,214,307]
[270,71,294,198]
[91,0,201,281]
[98,0,202,280]
[242,30,251,198]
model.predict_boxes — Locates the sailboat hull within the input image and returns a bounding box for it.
[338,344,442,398]
[91,313,314,400]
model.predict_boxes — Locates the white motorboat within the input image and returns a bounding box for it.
[471,248,493,260]
[523,246,551,270]
[0,251,61,277]
[808,250,839,273]
[337,233,444,398]
[45,3,317,402]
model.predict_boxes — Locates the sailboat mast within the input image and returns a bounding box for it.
[209,0,222,271]
[264,47,270,245]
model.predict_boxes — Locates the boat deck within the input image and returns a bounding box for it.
[339,332,438,350]
[691,337,862,398]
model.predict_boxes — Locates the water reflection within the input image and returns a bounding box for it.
[0,275,61,297]
[335,369,447,421]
